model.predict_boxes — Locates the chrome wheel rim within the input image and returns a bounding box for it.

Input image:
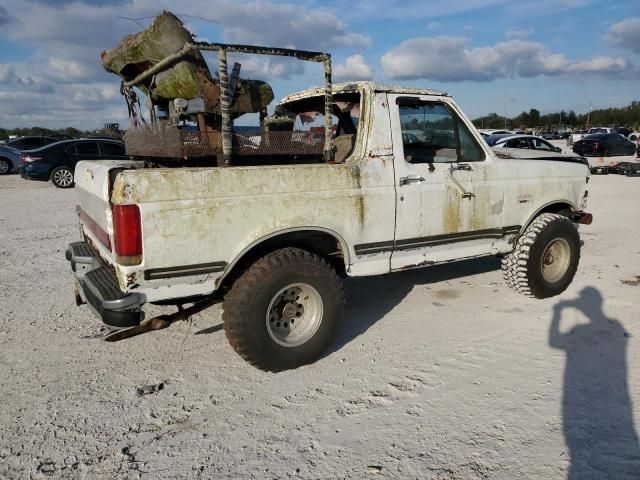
[541,237,571,283]
[266,283,323,348]
[0,160,8,174]
[54,168,73,187]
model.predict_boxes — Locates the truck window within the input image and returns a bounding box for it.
[398,101,484,164]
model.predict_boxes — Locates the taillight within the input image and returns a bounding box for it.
[20,154,42,164]
[112,204,142,266]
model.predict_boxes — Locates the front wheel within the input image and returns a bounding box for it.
[222,248,344,372]
[502,213,580,299]
[50,166,74,188]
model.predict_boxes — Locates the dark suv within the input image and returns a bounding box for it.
[20,139,127,188]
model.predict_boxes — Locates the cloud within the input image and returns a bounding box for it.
[505,28,532,39]
[608,18,640,54]
[0,64,43,87]
[28,0,131,4]
[0,5,9,25]
[0,0,371,128]
[381,36,631,82]
[318,0,590,22]
[231,54,305,80]
[319,0,506,21]
[217,2,371,51]
[334,55,373,80]
[0,65,18,84]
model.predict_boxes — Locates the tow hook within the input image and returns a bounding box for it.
[573,212,593,225]
[104,297,220,342]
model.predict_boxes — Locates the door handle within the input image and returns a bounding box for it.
[399,174,425,186]
[453,163,473,171]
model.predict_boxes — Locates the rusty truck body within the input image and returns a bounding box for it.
[66,13,592,371]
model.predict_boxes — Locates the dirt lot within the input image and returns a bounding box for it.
[1,171,639,479]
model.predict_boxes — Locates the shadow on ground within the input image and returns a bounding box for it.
[549,286,640,479]
[329,256,500,353]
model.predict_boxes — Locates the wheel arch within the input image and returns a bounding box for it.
[216,227,351,291]
[521,200,577,233]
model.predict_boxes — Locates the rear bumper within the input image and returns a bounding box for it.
[20,163,50,180]
[66,241,144,328]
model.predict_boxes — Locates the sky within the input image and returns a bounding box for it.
[0,0,639,129]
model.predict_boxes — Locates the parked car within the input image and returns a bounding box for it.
[628,132,640,142]
[491,134,564,153]
[572,133,636,157]
[540,132,559,140]
[478,129,512,137]
[587,127,615,135]
[0,145,21,174]
[20,139,127,188]
[612,162,640,176]
[7,136,58,151]
[402,132,420,144]
[567,129,589,146]
[483,133,513,146]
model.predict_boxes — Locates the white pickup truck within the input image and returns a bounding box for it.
[66,80,592,371]
[67,13,593,371]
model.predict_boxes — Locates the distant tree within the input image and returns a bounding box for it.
[472,101,640,131]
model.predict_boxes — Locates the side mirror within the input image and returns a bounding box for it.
[555,147,562,152]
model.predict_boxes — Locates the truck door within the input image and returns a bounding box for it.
[389,95,506,270]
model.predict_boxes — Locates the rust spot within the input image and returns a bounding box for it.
[126,271,137,287]
[399,259,436,270]
[471,193,490,231]
[355,195,366,230]
[443,186,461,233]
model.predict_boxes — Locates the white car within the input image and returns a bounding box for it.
[490,134,568,153]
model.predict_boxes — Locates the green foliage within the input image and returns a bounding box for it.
[473,102,640,130]
[0,126,92,142]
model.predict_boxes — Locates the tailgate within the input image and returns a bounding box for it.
[74,160,142,263]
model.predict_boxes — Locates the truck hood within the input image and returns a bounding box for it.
[493,148,588,166]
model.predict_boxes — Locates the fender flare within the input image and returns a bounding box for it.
[520,199,578,233]
[216,226,352,286]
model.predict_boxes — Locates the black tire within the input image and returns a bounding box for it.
[0,158,10,175]
[50,166,74,188]
[222,247,344,372]
[502,213,580,299]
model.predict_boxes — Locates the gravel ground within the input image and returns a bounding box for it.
[1,170,639,480]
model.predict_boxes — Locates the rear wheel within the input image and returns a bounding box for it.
[50,166,74,188]
[502,213,580,299]
[222,247,343,372]
[0,158,10,175]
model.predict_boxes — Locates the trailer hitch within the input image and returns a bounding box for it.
[104,297,220,342]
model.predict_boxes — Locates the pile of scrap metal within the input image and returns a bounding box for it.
[101,11,334,166]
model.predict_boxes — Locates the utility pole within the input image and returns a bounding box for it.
[504,95,507,129]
